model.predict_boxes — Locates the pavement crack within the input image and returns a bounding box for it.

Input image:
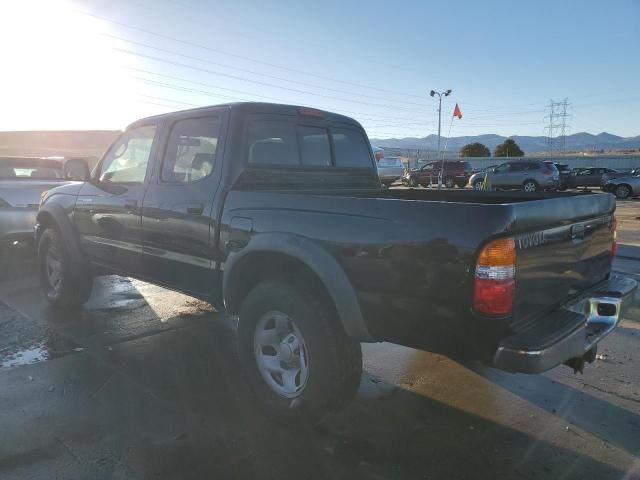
[583,383,640,405]
[89,372,115,399]
[55,436,82,464]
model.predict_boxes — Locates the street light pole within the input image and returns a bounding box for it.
[437,95,442,157]
[429,89,452,188]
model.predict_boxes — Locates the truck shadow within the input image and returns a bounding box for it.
[5,310,631,480]
[0,273,636,479]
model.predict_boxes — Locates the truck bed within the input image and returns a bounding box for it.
[223,187,615,357]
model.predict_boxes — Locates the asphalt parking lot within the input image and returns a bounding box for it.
[0,200,638,480]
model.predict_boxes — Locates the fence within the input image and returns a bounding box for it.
[378,148,640,171]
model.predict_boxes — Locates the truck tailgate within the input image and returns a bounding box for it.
[510,194,616,331]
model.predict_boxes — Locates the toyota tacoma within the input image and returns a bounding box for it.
[35,103,636,424]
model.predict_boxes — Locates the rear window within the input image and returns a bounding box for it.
[379,158,402,167]
[248,119,299,166]
[247,118,373,168]
[333,128,373,168]
[299,126,331,166]
[0,158,63,179]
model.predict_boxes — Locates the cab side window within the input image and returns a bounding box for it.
[161,116,221,183]
[100,125,157,183]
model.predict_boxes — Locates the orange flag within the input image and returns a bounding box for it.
[453,103,462,119]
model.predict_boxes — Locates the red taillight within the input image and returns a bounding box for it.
[542,169,552,176]
[612,216,617,257]
[473,238,516,315]
[375,151,384,162]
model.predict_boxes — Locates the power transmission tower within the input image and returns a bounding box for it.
[544,98,571,158]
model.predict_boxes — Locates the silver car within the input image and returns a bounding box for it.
[603,174,640,199]
[376,157,405,185]
[469,160,560,191]
[0,157,68,257]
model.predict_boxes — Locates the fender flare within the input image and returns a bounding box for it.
[223,232,373,342]
[36,203,86,277]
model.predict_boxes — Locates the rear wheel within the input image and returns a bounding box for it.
[473,179,484,190]
[237,280,362,426]
[38,228,93,308]
[614,184,632,199]
[522,180,538,192]
[444,176,455,189]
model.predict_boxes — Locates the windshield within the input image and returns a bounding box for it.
[0,158,63,180]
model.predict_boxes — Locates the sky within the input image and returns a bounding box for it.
[0,0,638,139]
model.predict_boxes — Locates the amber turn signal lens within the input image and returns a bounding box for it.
[477,237,516,267]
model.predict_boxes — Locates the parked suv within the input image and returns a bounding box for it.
[469,160,560,191]
[402,160,472,188]
[567,167,623,189]
[547,162,571,190]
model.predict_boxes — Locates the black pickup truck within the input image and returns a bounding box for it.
[36,103,636,424]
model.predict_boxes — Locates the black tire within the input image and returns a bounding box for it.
[558,184,567,191]
[237,280,362,426]
[408,177,418,187]
[444,176,455,189]
[38,227,93,308]
[522,179,538,192]
[614,184,632,199]
[473,179,484,190]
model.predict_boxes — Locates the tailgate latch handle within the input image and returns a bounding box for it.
[571,224,585,242]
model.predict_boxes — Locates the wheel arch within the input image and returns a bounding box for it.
[223,233,372,342]
[36,203,86,277]
[615,183,633,198]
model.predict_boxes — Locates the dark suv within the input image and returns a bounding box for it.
[402,160,473,188]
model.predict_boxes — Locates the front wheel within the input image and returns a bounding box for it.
[444,176,455,189]
[237,280,362,426]
[408,177,418,187]
[522,180,538,192]
[473,179,484,190]
[615,184,631,199]
[38,228,93,308]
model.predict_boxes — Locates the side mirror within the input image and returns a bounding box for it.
[64,158,91,181]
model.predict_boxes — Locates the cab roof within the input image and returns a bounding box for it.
[128,102,361,129]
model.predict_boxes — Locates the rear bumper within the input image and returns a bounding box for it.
[492,275,637,373]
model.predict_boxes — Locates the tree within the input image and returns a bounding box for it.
[494,138,524,157]
[459,142,491,157]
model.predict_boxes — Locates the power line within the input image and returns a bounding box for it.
[125,67,437,123]
[76,8,428,100]
[113,47,430,113]
[102,33,430,108]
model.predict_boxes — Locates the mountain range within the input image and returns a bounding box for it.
[370,132,640,154]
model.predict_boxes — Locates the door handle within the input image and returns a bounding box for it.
[186,203,204,215]
[124,199,138,210]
